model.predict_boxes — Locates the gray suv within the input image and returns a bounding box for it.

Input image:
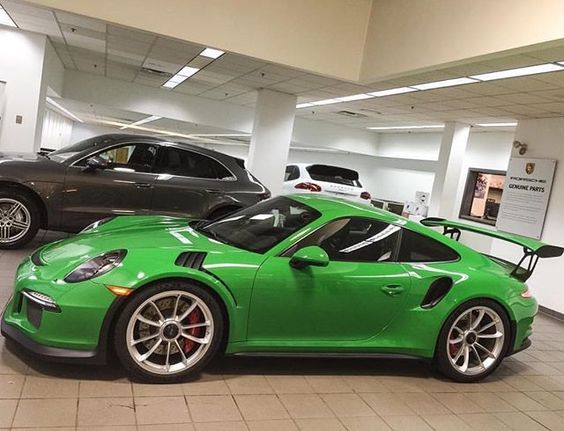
[0,134,269,248]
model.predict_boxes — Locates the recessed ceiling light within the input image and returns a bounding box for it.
[411,77,478,90]
[120,115,162,130]
[200,48,224,59]
[0,7,17,27]
[178,66,200,77]
[296,102,315,108]
[336,93,373,102]
[311,99,341,106]
[475,122,518,127]
[162,66,200,88]
[46,97,83,123]
[367,87,417,97]
[367,124,444,130]
[471,63,563,81]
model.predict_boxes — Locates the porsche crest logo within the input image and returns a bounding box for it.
[525,162,535,175]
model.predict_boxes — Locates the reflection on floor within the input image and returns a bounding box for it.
[1,230,564,430]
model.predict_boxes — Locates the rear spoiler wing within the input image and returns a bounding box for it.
[421,217,563,281]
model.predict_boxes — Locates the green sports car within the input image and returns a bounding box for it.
[2,195,562,383]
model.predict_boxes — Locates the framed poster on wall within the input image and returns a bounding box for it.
[496,157,557,239]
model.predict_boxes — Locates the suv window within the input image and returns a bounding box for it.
[77,143,158,173]
[398,229,459,262]
[285,165,299,181]
[284,217,400,263]
[155,147,234,179]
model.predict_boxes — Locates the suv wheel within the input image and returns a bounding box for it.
[0,191,40,249]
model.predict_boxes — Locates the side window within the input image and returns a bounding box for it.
[77,143,157,173]
[398,229,459,263]
[284,218,400,263]
[155,147,234,179]
[285,165,299,181]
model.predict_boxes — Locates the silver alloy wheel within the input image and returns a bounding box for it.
[0,198,31,244]
[447,306,505,376]
[126,290,214,375]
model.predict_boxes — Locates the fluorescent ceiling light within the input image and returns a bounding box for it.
[475,122,518,127]
[178,66,199,77]
[311,99,340,106]
[367,124,444,131]
[471,63,563,81]
[45,97,83,123]
[200,48,224,59]
[120,115,162,130]
[0,7,16,27]
[296,102,315,108]
[336,93,373,102]
[162,66,200,88]
[411,77,478,90]
[367,87,417,97]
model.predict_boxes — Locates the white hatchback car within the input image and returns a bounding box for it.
[283,163,372,203]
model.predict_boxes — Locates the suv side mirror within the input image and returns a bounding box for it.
[83,156,108,172]
[289,246,329,269]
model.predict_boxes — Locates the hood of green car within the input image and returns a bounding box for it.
[39,215,235,266]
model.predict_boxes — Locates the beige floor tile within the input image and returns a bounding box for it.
[0,374,23,398]
[321,393,375,417]
[133,382,184,397]
[79,380,133,397]
[77,427,137,431]
[494,411,548,431]
[421,414,473,431]
[458,413,512,431]
[503,376,544,391]
[12,398,77,428]
[0,345,28,375]
[381,377,425,393]
[135,396,191,425]
[77,397,136,427]
[382,415,433,431]
[246,419,299,431]
[339,416,392,431]
[138,425,195,431]
[463,392,516,413]
[305,376,353,394]
[182,375,230,395]
[523,390,564,410]
[194,421,248,431]
[0,399,17,428]
[279,394,334,419]
[497,391,548,411]
[22,376,79,398]
[294,418,346,431]
[400,392,450,415]
[235,394,289,421]
[266,375,314,394]
[226,375,274,394]
[343,376,389,393]
[526,410,564,431]
[360,393,414,416]
[186,395,242,423]
[433,392,484,414]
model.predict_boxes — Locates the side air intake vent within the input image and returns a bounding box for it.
[421,277,453,309]
[175,252,206,269]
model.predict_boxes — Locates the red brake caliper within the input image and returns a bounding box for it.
[183,308,204,355]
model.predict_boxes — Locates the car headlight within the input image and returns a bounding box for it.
[80,216,115,233]
[64,250,127,283]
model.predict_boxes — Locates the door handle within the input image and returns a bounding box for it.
[135,182,152,189]
[381,284,404,296]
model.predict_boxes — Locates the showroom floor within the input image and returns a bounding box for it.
[1,232,564,430]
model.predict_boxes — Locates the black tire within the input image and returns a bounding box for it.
[206,206,240,221]
[114,280,224,383]
[434,299,511,383]
[0,190,40,249]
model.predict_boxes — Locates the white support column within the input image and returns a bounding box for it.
[247,89,297,196]
[429,122,471,218]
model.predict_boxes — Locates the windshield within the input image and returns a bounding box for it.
[306,164,362,187]
[49,136,117,162]
[199,196,321,253]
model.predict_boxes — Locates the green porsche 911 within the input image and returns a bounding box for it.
[2,195,562,382]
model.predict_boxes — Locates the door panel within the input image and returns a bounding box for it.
[248,257,410,341]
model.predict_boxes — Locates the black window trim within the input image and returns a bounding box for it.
[280,217,460,264]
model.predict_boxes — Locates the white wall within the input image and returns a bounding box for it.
[40,109,73,150]
[0,28,47,153]
[377,132,441,161]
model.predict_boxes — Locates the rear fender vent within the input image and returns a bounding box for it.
[421,277,453,309]
[175,252,206,269]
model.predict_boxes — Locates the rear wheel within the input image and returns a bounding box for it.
[114,281,224,383]
[435,299,510,382]
[0,191,40,249]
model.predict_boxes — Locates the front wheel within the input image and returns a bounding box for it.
[114,281,224,383]
[0,192,40,249]
[435,299,510,382]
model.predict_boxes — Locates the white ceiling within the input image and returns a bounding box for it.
[5,0,564,131]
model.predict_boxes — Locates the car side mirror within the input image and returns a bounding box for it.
[83,156,108,172]
[289,246,329,269]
